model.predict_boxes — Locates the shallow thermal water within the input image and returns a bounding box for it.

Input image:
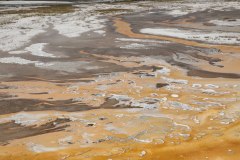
[0,0,240,160]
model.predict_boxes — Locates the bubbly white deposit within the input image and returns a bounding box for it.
[94,30,106,36]
[0,12,106,51]
[120,43,147,49]
[52,2,145,38]
[53,15,106,38]
[0,112,86,126]
[156,67,170,75]
[162,77,188,85]
[0,5,111,52]
[0,57,38,65]
[117,38,171,49]
[109,94,167,109]
[155,1,240,17]
[25,43,56,58]
[140,28,240,44]
[0,112,49,126]
[209,19,240,26]
[27,143,65,153]
[0,0,152,52]
[1,0,240,52]
[0,16,48,52]
[0,56,53,68]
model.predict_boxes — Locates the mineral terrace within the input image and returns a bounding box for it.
[0,0,240,159]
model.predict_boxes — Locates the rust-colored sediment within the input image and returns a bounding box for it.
[0,52,239,159]
[0,120,240,160]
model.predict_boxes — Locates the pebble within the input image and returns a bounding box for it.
[151,93,158,97]
[193,116,200,124]
[86,123,96,127]
[192,83,202,88]
[99,117,107,120]
[233,84,238,88]
[201,89,217,94]
[139,150,146,157]
[115,114,124,118]
[219,111,225,116]
[207,127,213,130]
[205,84,219,89]
[171,94,179,98]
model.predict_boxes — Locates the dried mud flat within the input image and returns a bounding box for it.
[0,0,240,160]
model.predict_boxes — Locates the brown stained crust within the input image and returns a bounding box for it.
[0,98,136,115]
[188,69,240,78]
[0,118,71,145]
[171,61,240,79]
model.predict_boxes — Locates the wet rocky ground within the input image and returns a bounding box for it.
[0,0,240,160]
